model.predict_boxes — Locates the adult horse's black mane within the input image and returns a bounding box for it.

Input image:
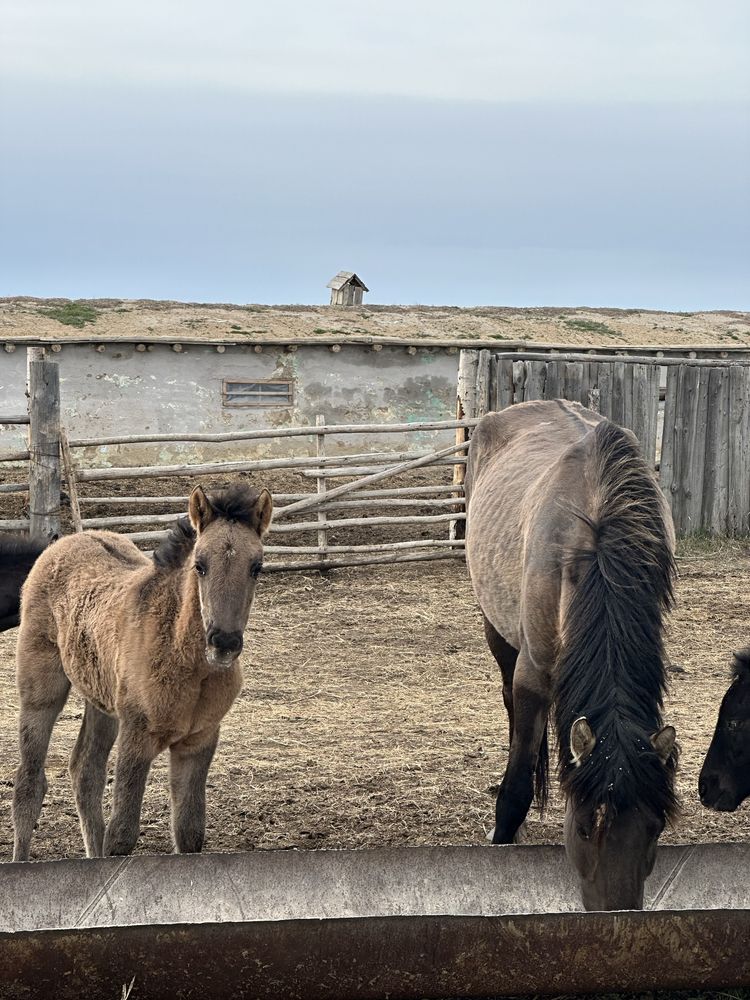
[553,420,679,824]
[0,532,50,631]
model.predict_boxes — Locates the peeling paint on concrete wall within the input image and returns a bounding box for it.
[0,344,459,466]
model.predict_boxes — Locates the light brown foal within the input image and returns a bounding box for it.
[12,481,272,861]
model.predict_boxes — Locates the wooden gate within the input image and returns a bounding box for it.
[457,349,750,537]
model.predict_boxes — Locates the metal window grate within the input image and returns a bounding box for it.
[222,379,293,408]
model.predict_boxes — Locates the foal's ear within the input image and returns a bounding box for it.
[570,717,596,766]
[188,486,215,534]
[253,488,273,539]
[650,725,676,764]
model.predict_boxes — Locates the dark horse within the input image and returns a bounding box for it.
[0,533,50,632]
[465,399,679,910]
[699,648,750,811]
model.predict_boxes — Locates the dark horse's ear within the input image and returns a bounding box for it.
[253,489,273,540]
[189,486,215,534]
[570,717,596,767]
[650,725,676,764]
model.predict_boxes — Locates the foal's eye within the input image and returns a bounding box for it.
[250,561,263,579]
[194,561,207,577]
[577,825,591,841]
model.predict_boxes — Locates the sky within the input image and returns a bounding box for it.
[1,1,748,309]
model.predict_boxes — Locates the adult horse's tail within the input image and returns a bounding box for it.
[553,420,678,809]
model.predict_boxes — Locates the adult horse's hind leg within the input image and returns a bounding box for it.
[169,728,220,853]
[69,702,119,857]
[482,614,518,745]
[492,646,552,845]
[12,640,71,861]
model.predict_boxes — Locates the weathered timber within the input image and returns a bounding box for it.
[27,358,60,542]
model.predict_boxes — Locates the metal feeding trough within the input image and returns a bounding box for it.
[0,844,748,999]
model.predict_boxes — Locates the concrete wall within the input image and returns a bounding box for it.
[0,342,460,466]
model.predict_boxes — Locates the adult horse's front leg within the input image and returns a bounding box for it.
[492,647,551,844]
[168,728,220,853]
[103,722,158,857]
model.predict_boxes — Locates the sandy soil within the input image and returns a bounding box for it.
[0,538,747,863]
[1,297,749,348]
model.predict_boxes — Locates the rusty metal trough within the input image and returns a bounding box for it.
[0,843,748,999]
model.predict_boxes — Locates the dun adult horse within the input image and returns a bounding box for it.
[12,481,272,861]
[699,648,750,811]
[465,399,679,910]
[0,532,50,632]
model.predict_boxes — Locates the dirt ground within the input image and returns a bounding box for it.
[2,296,750,348]
[0,536,748,863]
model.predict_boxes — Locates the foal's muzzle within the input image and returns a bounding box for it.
[206,628,244,664]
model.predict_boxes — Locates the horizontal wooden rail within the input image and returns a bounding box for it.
[0,519,30,531]
[77,484,465,506]
[263,549,466,573]
[0,450,30,463]
[0,414,30,425]
[68,418,479,448]
[72,450,451,483]
[81,511,466,532]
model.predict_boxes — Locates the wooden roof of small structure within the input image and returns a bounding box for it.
[326,271,369,292]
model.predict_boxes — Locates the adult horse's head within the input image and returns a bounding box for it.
[699,649,750,812]
[562,716,678,911]
[187,482,273,667]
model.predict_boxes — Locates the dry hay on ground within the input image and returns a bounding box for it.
[0,538,748,861]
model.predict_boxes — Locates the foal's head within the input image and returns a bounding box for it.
[563,717,678,911]
[700,650,750,812]
[188,482,273,667]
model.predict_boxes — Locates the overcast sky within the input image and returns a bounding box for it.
[1,1,748,308]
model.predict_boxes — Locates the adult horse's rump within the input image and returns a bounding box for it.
[465,399,678,910]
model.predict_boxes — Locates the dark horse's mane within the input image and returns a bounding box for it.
[552,420,679,824]
[153,482,262,571]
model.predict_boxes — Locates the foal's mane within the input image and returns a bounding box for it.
[553,420,679,823]
[153,482,262,571]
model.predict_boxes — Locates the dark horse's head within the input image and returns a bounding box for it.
[561,717,677,910]
[555,420,679,911]
[155,482,273,667]
[699,649,750,811]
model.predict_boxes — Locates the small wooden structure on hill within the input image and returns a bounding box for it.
[327,272,368,307]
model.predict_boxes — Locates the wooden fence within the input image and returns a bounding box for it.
[457,349,750,537]
[1,351,472,572]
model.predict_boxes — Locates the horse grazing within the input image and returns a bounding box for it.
[465,399,679,911]
[699,648,750,811]
[0,532,50,632]
[12,481,272,861]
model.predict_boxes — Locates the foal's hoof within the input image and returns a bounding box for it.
[486,827,495,843]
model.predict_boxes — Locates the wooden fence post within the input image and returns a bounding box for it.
[315,414,329,560]
[60,428,83,532]
[28,353,61,542]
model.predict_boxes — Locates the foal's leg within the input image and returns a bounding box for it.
[69,702,119,857]
[482,614,518,748]
[103,721,159,857]
[13,642,71,861]
[492,645,552,845]
[169,728,220,853]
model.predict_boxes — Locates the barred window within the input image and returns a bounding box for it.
[222,379,293,408]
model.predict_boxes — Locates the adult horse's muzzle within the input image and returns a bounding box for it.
[206,627,244,666]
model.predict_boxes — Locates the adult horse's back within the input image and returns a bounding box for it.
[465,399,678,910]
